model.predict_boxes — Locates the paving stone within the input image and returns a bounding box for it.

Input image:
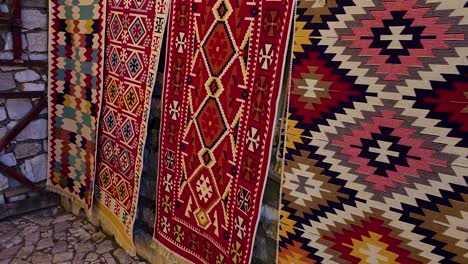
[71,227,91,241]
[6,99,33,120]
[40,228,52,238]
[85,252,98,262]
[51,241,68,254]
[0,231,19,248]
[19,225,38,236]
[75,242,95,253]
[72,252,86,264]
[96,240,115,254]
[82,223,97,233]
[16,245,34,260]
[36,238,53,250]
[24,231,40,246]
[10,259,30,264]
[91,231,106,243]
[52,213,75,224]
[54,221,71,233]
[102,253,117,264]
[0,245,21,260]
[113,248,133,264]
[52,252,73,263]
[14,70,40,83]
[31,252,52,264]
[54,231,66,241]
[6,235,22,249]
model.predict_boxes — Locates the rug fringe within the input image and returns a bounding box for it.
[93,200,136,256]
[148,239,191,264]
[46,185,91,217]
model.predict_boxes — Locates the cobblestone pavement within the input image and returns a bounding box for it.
[0,207,147,264]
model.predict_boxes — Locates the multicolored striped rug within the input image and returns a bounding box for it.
[278,0,468,263]
[47,0,106,212]
[153,0,294,263]
[93,0,168,255]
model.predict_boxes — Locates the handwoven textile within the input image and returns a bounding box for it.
[93,0,168,255]
[154,0,294,263]
[47,0,106,211]
[278,0,468,263]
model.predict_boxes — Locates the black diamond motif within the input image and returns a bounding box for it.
[361,11,436,64]
[352,126,421,177]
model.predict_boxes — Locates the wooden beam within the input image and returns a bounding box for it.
[0,91,45,99]
[12,0,22,61]
[0,60,48,68]
[0,162,42,192]
[0,96,47,151]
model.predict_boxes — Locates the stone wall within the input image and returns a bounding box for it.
[0,0,48,204]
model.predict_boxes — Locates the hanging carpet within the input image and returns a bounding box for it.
[93,0,168,255]
[154,0,294,263]
[277,0,468,263]
[47,0,107,212]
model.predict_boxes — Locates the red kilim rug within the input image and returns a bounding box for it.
[93,0,168,255]
[154,0,294,263]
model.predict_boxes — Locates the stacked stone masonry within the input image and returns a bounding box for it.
[0,0,48,204]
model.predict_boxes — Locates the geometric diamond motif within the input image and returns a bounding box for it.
[109,48,120,71]
[129,16,146,45]
[201,22,236,77]
[126,53,143,78]
[107,79,119,103]
[278,1,468,263]
[121,119,134,142]
[102,139,114,161]
[104,111,117,132]
[323,214,423,264]
[99,168,112,189]
[331,110,448,193]
[195,98,228,149]
[110,14,123,40]
[339,0,465,81]
[116,180,129,202]
[119,150,131,174]
[124,87,139,111]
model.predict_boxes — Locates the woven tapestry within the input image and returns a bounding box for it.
[47,0,106,212]
[154,0,294,263]
[93,0,168,255]
[278,0,468,263]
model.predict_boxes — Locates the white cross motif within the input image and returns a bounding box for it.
[368,140,400,164]
[380,26,413,50]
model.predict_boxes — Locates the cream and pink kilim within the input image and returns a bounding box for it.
[278,0,468,263]
[154,0,294,263]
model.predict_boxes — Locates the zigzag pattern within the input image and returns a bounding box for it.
[47,0,106,210]
[278,1,468,263]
